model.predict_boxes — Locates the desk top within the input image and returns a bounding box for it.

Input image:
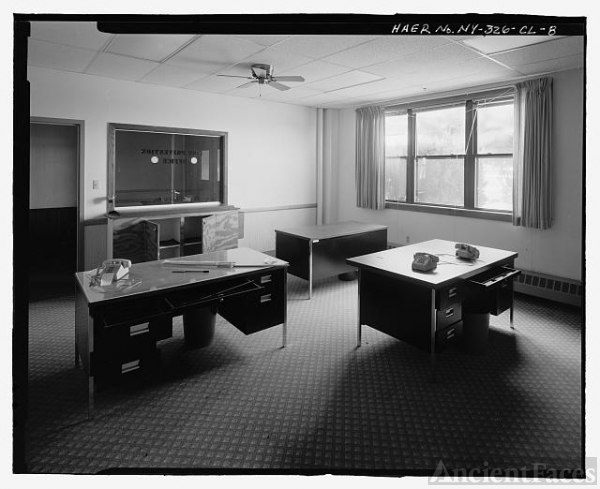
[347,239,518,288]
[275,221,387,241]
[75,247,288,306]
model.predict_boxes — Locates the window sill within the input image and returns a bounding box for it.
[384,201,512,222]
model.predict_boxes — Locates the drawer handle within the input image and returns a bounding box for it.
[447,329,455,339]
[445,307,454,318]
[448,287,458,298]
[121,359,140,374]
[130,324,149,336]
[260,275,272,284]
[260,294,272,303]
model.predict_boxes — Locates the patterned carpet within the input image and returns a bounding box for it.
[25,274,583,475]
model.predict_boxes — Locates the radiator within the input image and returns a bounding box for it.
[514,270,582,307]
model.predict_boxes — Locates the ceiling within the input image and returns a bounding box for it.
[26,21,585,109]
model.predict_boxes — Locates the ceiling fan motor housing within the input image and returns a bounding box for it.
[252,64,273,79]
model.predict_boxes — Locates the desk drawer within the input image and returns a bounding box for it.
[436,302,462,331]
[437,283,465,309]
[96,317,172,352]
[219,269,286,335]
[92,344,161,382]
[436,321,462,352]
[468,266,521,315]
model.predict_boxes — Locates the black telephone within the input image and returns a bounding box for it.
[412,252,439,272]
[455,243,480,260]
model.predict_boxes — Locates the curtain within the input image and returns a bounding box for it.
[355,106,386,210]
[513,77,553,228]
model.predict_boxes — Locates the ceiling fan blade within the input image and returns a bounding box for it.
[272,76,305,83]
[268,81,291,91]
[236,81,257,89]
[217,74,253,79]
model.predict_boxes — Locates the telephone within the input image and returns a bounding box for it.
[412,252,439,272]
[98,259,131,286]
[455,243,480,260]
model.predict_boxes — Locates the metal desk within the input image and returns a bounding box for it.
[275,221,387,299]
[75,247,288,415]
[347,239,519,379]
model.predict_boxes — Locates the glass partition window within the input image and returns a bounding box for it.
[109,124,227,210]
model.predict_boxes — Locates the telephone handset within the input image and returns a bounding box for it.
[98,259,131,286]
[455,243,480,260]
[412,252,439,272]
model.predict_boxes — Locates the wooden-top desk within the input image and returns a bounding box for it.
[347,239,519,378]
[75,247,288,414]
[275,221,387,299]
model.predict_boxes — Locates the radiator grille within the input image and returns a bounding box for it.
[515,270,582,307]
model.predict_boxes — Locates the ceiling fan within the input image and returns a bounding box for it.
[217,64,305,92]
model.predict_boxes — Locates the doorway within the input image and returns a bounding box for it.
[29,120,82,300]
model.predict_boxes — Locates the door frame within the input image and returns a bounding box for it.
[30,117,85,271]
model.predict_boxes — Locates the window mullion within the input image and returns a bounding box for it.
[464,100,475,209]
[406,109,415,204]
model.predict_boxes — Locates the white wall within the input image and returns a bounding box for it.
[329,69,584,282]
[29,66,318,251]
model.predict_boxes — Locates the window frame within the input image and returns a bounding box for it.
[384,89,515,222]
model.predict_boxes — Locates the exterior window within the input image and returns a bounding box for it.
[384,112,408,202]
[415,105,465,207]
[384,93,514,217]
[474,101,514,211]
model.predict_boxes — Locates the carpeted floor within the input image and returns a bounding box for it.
[24,274,583,475]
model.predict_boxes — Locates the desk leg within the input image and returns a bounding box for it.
[75,338,79,369]
[357,271,362,347]
[88,377,95,418]
[510,305,515,329]
[430,289,437,382]
[308,240,313,300]
[282,321,287,348]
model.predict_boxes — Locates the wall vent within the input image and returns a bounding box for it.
[514,270,582,307]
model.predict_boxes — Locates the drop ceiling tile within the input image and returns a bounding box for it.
[106,34,197,62]
[491,36,584,68]
[322,36,450,69]
[166,35,266,73]
[27,39,97,72]
[512,54,585,76]
[434,56,518,80]
[461,35,563,54]
[29,21,111,50]
[326,77,411,98]
[365,42,481,78]
[274,35,375,59]
[184,74,252,93]
[304,70,382,92]
[86,52,159,80]
[260,86,324,101]
[277,60,350,84]
[360,85,430,103]
[291,90,350,106]
[239,45,316,74]
[140,64,207,87]
[233,35,291,46]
